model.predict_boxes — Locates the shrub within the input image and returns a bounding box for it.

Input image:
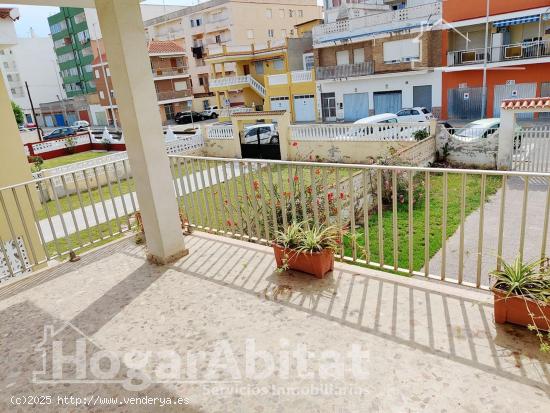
[413,129,429,141]
[64,136,77,154]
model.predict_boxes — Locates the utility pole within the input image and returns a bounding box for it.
[480,0,490,119]
[25,81,42,141]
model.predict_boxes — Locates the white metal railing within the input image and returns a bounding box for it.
[208,44,224,55]
[513,126,550,173]
[210,75,265,97]
[316,62,373,80]
[313,2,442,43]
[167,154,550,291]
[290,122,432,142]
[267,74,288,86]
[206,125,234,140]
[447,39,550,66]
[291,70,313,83]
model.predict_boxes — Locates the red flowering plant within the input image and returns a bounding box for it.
[221,166,344,238]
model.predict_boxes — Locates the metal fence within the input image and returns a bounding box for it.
[3,154,550,293]
[513,126,550,172]
[169,155,550,290]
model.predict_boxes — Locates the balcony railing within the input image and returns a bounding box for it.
[267,71,314,86]
[156,90,192,101]
[152,66,189,78]
[447,39,550,66]
[313,2,442,44]
[316,61,374,80]
[209,75,265,97]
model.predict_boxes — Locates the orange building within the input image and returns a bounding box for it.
[441,0,550,120]
[92,40,192,126]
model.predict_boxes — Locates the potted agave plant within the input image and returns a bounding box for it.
[273,222,339,279]
[491,257,550,352]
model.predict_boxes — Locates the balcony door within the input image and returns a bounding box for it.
[321,92,336,122]
[243,64,250,76]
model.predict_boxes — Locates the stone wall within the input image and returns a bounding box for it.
[436,127,498,169]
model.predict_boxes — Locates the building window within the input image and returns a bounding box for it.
[247,30,254,39]
[6,74,12,81]
[215,34,222,44]
[336,50,350,66]
[106,68,111,76]
[50,21,67,34]
[289,10,293,18]
[199,77,205,86]
[164,104,175,120]
[190,18,202,28]
[110,90,115,98]
[268,29,274,38]
[279,9,285,18]
[74,12,86,24]
[273,59,284,70]
[303,53,314,70]
[353,48,365,64]
[281,29,287,38]
[254,61,264,74]
[99,90,105,99]
[383,39,420,63]
[266,8,272,19]
[298,10,303,17]
[95,69,100,79]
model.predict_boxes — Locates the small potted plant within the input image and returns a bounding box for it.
[273,222,339,279]
[491,257,550,352]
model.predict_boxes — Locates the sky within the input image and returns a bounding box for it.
[1,0,324,38]
[1,1,215,37]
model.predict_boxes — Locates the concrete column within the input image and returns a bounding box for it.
[95,0,187,264]
[497,109,516,170]
[0,71,46,267]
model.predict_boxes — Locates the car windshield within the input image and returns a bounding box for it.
[454,122,494,139]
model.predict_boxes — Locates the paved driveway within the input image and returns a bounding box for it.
[428,176,550,287]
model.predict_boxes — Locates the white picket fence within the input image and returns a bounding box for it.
[206,125,234,140]
[290,122,432,142]
[513,125,550,172]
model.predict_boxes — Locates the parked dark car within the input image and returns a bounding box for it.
[174,111,205,124]
[43,127,77,140]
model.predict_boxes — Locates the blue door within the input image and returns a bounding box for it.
[343,92,369,122]
[54,113,66,126]
[373,91,402,115]
[67,113,78,125]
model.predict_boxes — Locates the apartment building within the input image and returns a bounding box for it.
[206,33,319,122]
[144,0,322,111]
[0,32,64,125]
[93,40,192,126]
[313,0,444,122]
[48,4,183,99]
[441,0,550,120]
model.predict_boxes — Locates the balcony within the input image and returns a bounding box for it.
[316,61,374,80]
[151,66,189,79]
[266,70,314,86]
[206,40,287,60]
[447,39,550,67]
[209,74,266,97]
[1,154,550,409]
[313,2,442,46]
[156,89,192,103]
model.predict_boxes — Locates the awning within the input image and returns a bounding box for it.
[493,15,540,28]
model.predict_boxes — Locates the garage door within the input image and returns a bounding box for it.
[270,96,290,112]
[373,91,402,115]
[293,94,315,122]
[493,83,536,119]
[343,92,369,122]
[413,85,432,110]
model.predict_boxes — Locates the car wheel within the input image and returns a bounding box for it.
[270,135,279,144]
[212,113,218,119]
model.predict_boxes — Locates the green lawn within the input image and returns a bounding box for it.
[41,151,111,169]
[342,173,502,273]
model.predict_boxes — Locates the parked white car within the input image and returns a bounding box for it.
[201,106,219,119]
[242,123,279,144]
[72,120,90,131]
[452,118,522,147]
[353,113,399,124]
[396,107,434,122]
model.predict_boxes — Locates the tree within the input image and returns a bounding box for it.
[11,101,24,125]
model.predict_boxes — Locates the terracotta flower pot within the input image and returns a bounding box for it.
[273,244,334,279]
[493,288,550,331]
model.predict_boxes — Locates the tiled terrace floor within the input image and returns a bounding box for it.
[0,232,549,412]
